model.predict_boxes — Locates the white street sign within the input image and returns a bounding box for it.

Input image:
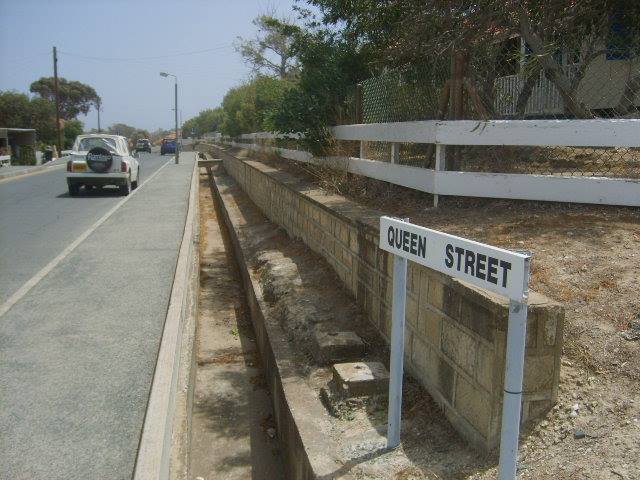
[379,216,530,301]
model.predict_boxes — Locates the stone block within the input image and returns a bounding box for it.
[310,328,365,365]
[523,354,555,393]
[418,306,441,346]
[455,374,492,436]
[442,320,478,378]
[332,361,390,397]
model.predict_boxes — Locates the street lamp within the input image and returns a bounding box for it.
[160,71,179,164]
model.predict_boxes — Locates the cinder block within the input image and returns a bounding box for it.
[523,354,555,393]
[418,306,441,345]
[332,361,390,397]
[311,328,365,365]
[455,373,492,435]
[442,320,478,378]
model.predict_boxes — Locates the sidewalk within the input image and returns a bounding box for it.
[0,154,196,480]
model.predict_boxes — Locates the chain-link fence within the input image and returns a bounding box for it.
[334,9,640,178]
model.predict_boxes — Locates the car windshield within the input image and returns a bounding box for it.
[164,140,176,145]
[77,137,118,153]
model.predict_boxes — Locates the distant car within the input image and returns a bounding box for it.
[65,134,140,196]
[160,138,177,155]
[136,138,151,153]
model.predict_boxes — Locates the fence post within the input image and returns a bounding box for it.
[391,143,399,164]
[433,144,446,207]
[355,83,366,159]
[448,50,468,171]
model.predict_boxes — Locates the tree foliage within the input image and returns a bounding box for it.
[220,76,292,136]
[63,119,84,149]
[272,28,371,153]
[235,16,300,79]
[182,108,224,137]
[30,77,100,120]
[0,91,58,146]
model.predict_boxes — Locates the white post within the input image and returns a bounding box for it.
[360,141,366,160]
[498,257,531,479]
[391,142,399,164]
[387,252,407,448]
[433,144,446,207]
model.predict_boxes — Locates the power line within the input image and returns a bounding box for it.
[59,45,233,63]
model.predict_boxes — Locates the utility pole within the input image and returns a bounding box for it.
[174,80,179,164]
[160,71,179,164]
[96,97,101,133]
[53,46,62,156]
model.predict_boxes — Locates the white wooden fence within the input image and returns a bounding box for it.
[221,119,640,207]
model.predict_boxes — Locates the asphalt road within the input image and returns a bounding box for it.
[0,151,195,479]
[0,150,169,304]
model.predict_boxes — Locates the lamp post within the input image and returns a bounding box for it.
[160,71,179,164]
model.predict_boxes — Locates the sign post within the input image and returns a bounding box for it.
[379,216,531,479]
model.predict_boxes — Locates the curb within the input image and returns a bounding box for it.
[0,160,66,182]
[133,157,200,480]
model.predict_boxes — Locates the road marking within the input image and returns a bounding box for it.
[0,159,173,319]
[0,164,66,184]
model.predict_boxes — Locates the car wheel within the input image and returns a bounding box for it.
[120,176,131,196]
[132,168,139,190]
[68,184,80,196]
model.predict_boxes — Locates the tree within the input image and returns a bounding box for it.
[30,77,100,120]
[63,119,84,149]
[272,27,371,153]
[0,91,57,146]
[220,76,292,136]
[307,0,640,119]
[235,16,300,79]
[182,108,224,137]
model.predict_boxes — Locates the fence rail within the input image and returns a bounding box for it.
[220,119,640,207]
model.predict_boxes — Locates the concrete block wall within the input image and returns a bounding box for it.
[216,149,564,451]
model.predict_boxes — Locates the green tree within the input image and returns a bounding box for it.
[272,28,371,153]
[235,16,300,79]
[63,119,84,149]
[221,76,292,136]
[182,108,224,137]
[0,91,58,146]
[30,77,100,120]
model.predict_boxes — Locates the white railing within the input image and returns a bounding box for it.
[218,119,640,207]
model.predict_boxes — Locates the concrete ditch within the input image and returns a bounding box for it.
[202,159,522,478]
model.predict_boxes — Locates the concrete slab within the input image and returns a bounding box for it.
[332,361,390,397]
[310,328,365,365]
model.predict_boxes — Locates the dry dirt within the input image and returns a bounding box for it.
[225,147,640,480]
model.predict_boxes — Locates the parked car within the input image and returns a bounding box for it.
[65,134,140,196]
[160,138,177,155]
[136,138,151,153]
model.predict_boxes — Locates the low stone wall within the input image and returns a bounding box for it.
[205,145,564,451]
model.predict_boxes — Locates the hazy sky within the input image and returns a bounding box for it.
[0,0,307,131]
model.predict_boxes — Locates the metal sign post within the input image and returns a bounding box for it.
[379,216,531,479]
[387,232,408,448]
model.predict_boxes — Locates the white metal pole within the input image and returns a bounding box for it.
[497,297,530,479]
[387,252,407,448]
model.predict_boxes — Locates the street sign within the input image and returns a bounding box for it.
[379,216,529,301]
[380,216,531,480]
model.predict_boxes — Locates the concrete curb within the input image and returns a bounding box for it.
[0,160,66,182]
[133,157,199,480]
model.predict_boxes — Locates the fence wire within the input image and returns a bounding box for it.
[346,7,640,178]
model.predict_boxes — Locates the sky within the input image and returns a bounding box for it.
[0,0,309,132]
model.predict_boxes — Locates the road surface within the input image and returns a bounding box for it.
[0,151,195,479]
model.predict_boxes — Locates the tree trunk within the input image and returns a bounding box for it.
[515,67,541,118]
[519,8,594,119]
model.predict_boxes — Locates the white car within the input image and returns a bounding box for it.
[65,134,140,196]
